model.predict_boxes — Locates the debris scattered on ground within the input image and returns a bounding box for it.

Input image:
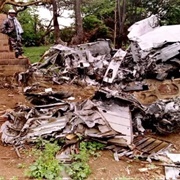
[0,15,180,179]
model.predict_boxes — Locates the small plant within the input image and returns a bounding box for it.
[84,141,105,157]
[10,176,19,180]
[66,142,91,180]
[17,163,25,169]
[67,161,91,180]
[66,141,105,180]
[26,139,63,180]
[27,139,105,180]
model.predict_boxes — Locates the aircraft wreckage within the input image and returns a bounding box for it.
[0,15,180,162]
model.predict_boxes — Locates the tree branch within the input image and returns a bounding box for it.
[0,0,47,10]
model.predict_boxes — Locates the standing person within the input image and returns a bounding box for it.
[1,9,25,59]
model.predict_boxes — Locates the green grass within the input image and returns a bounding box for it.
[23,45,52,63]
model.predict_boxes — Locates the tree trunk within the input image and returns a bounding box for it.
[52,0,61,44]
[114,0,117,47]
[116,0,127,47]
[71,0,83,45]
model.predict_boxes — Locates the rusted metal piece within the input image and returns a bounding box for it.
[134,136,170,154]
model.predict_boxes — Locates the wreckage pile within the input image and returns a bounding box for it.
[0,15,180,177]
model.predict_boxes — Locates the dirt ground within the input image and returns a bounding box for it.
[0,87,180,180]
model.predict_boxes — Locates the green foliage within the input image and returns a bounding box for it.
[91,25,111,41]
[18,7,51,47]
[83,15,103,30]
[82,0,115,42]
[66,143,90,180]
[66,141,105,180]
[162,4,180,25]
[83,15,111,41]
[23,45,51,63]
[81,141,105,156]
[60,27,75,43]
[26,138,105,180]
[26,140,63,180]
[82,0,115,19]
[67,161,90,180]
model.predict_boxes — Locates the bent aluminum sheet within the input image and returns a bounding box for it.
[137,25,180,51]
[75,40,112,57]
[128,15,159,41]
[153,42,180,62]
[134,136,171,155]
[97,105,133,145]
[166,152,180,164]
[165,166,180,180]
[128,14,180,51]
[26,116,67,139]
[103,49,126,83]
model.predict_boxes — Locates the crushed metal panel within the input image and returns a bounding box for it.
[154,42,180,62]
[103,49,126,83]
[97,105,133,145]
[103,60,121,83]
[137,25,180,51]
[107,136,130,147]
[85,128,117,138]
[26,116,67,138]
[52,44,74,52]
[166,152,180,164]
[134,136,171,154]
[74,39,112,57]
[128,15,159,41]
[165,166,180,180]
[130,42,141,62]
[128,15,180,52]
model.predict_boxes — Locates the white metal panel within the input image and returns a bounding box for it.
[138,25,180,50]
[98,106,133,144]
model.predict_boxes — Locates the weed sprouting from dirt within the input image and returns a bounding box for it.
[26,139,105,180]
[66,141,105,180]
[25,139,63,180]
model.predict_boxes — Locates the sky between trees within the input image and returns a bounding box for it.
[38,7,73,27]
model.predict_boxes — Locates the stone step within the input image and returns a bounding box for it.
[0,33,9,40]
[0,52,16,59]
[0,33,11,51]
[0,39,9,46]
[0,45,10,52]
[0,58,30,65]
